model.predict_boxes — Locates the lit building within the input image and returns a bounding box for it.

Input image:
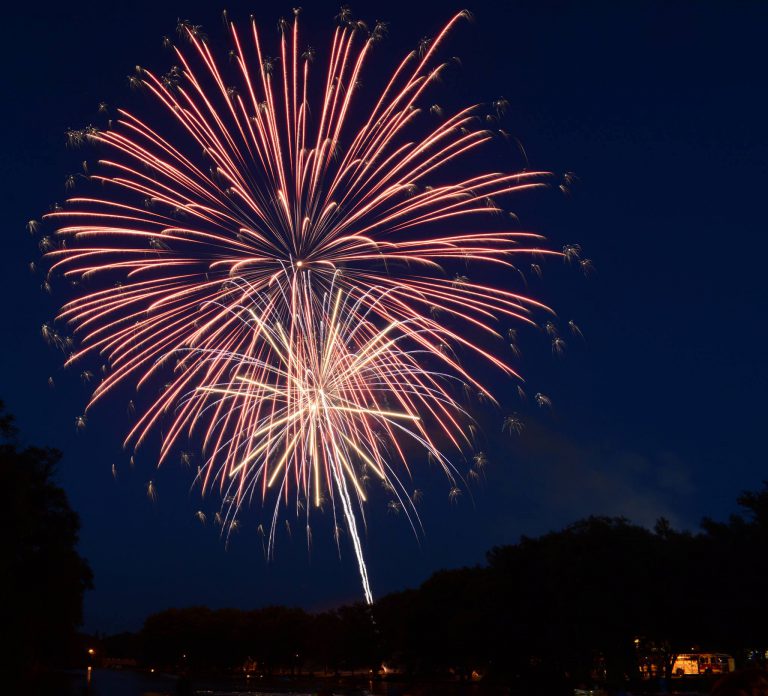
[672,653,735,677]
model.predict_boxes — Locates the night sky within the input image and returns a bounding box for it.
[3,1,767,633]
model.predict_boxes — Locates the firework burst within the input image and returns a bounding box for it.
[39,9,578,600]
[194,282,477,602]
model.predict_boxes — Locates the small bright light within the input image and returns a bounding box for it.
[87,648,95,655]
[296,260,303,268]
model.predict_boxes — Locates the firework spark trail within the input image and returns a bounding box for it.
[40,10,577,600]
[193,281,475,603]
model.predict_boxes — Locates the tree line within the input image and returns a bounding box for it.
[109,484,768,691]
[2,398,766,692]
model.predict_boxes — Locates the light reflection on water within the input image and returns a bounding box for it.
[65,669,491,696]
[62,670,711,696]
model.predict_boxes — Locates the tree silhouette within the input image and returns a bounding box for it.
[117,480,768,691]
[0,401,93,680]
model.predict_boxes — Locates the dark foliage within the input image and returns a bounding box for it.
[3,393,765,691]
[124,483,768,690]
[0,402,93,679]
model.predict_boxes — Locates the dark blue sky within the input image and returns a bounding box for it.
[2,1,767,633]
